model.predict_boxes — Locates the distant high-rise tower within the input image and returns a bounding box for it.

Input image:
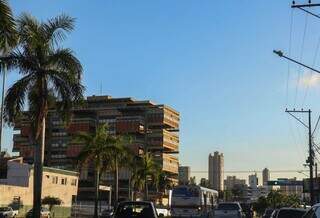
[249,173,258,189]
[262,168,270,186]
[208,151,224,191]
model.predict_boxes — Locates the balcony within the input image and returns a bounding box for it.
[116,116,145,134]
[147,106,179,130]
[158,154,179,174]
[147,129,179,152]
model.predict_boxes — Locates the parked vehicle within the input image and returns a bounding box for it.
[303,203,320,218]
[170,185,218,217]
[113,201,160,218]
[100,208,113,218]
[270,209,279,218]
[214,202,245,218]
[263,209,275,218]
[276,208,307,218]
[26,207,51,218]
[0,207,18,218]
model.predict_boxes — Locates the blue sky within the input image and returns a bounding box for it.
[6,0,320,183]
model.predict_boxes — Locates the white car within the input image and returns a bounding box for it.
[0,207,18,218]
[214,202,245,218]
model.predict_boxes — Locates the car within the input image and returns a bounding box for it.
[214,202,245,218]
[276,208,307,218]
[0,207,18,218]
[100,208,113,218]
[303,203,320,218]
[263,208,275,218]
[25,207,51,218]
[270,209,279,218]
[113,201,160,218]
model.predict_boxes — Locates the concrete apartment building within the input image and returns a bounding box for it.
[262,168,270,186]
[12,95,180,200]
[208,151,224,191]
[249,173,259,189]
[224,176,246,190]
[0,158,78,208]
[178,166,190,185]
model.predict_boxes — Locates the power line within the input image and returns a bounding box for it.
[295,13,309,107]
[190,170,309,173]
[287,9,294,107]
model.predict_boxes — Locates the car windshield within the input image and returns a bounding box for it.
[0,207,9,212]
[114,203,155,218]
[217,203,240,210]
[277,209,306,218]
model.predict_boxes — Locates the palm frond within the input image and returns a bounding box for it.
[42,14,75,46]
[0,0,17,52]
[3,74,34,125]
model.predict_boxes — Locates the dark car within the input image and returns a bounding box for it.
[113,201,159,218]
[263,209,275,218]
[276,208,307,218]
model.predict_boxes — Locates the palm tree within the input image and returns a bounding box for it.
[0,0,17,153]
[1,14,83,218]
[138,152,158,200]
[102,135,132,206]
[76,124,113,218]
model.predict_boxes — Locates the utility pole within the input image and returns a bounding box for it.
[286,109,315,205]
[292,1,320,20]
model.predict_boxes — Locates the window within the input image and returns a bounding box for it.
[71,179,77,186]
[52,176,58,184]
[61,178,67,185]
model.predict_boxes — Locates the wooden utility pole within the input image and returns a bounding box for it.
[286,109,315,205]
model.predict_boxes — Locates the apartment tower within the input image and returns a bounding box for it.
[208,151,224,191]
[12,95,180,200]
[262,168,270,186]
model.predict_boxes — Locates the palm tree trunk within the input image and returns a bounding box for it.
[114,157,119,206]
[33,116,46,218]
[94,168,100,218]
[0,62,6,153]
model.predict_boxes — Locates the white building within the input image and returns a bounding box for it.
[208,151,224,191]
[0,158,79,207]
[249,173,258,189]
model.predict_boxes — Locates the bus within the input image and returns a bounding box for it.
[170,185,218,217]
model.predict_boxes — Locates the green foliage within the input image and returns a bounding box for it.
[0,0,17,53]
[42,196,62,211]
[253,196,268,216]
[252,191,302,216]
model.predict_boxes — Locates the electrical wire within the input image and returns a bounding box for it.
[287,9,294,107]
[295,13,309,107]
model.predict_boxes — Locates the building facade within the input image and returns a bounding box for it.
[224,176,246,190]
[178,166,190,185]
[249,173,258,189]
[0,158,78,207]
[262,168,270,186]
[12,95,180,200]
[208,151,224,191]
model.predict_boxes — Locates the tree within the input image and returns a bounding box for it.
[267,190,285,209]
[76,124,114,218]
[189,176,196,185]
[0,0,18,153]
[42,196,62,217]
[1,14,83,218]
[140,152,158,200]
[253,196,268,216]
[102,135,132,205]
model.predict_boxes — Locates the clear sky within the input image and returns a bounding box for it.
[5,0,320,184]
